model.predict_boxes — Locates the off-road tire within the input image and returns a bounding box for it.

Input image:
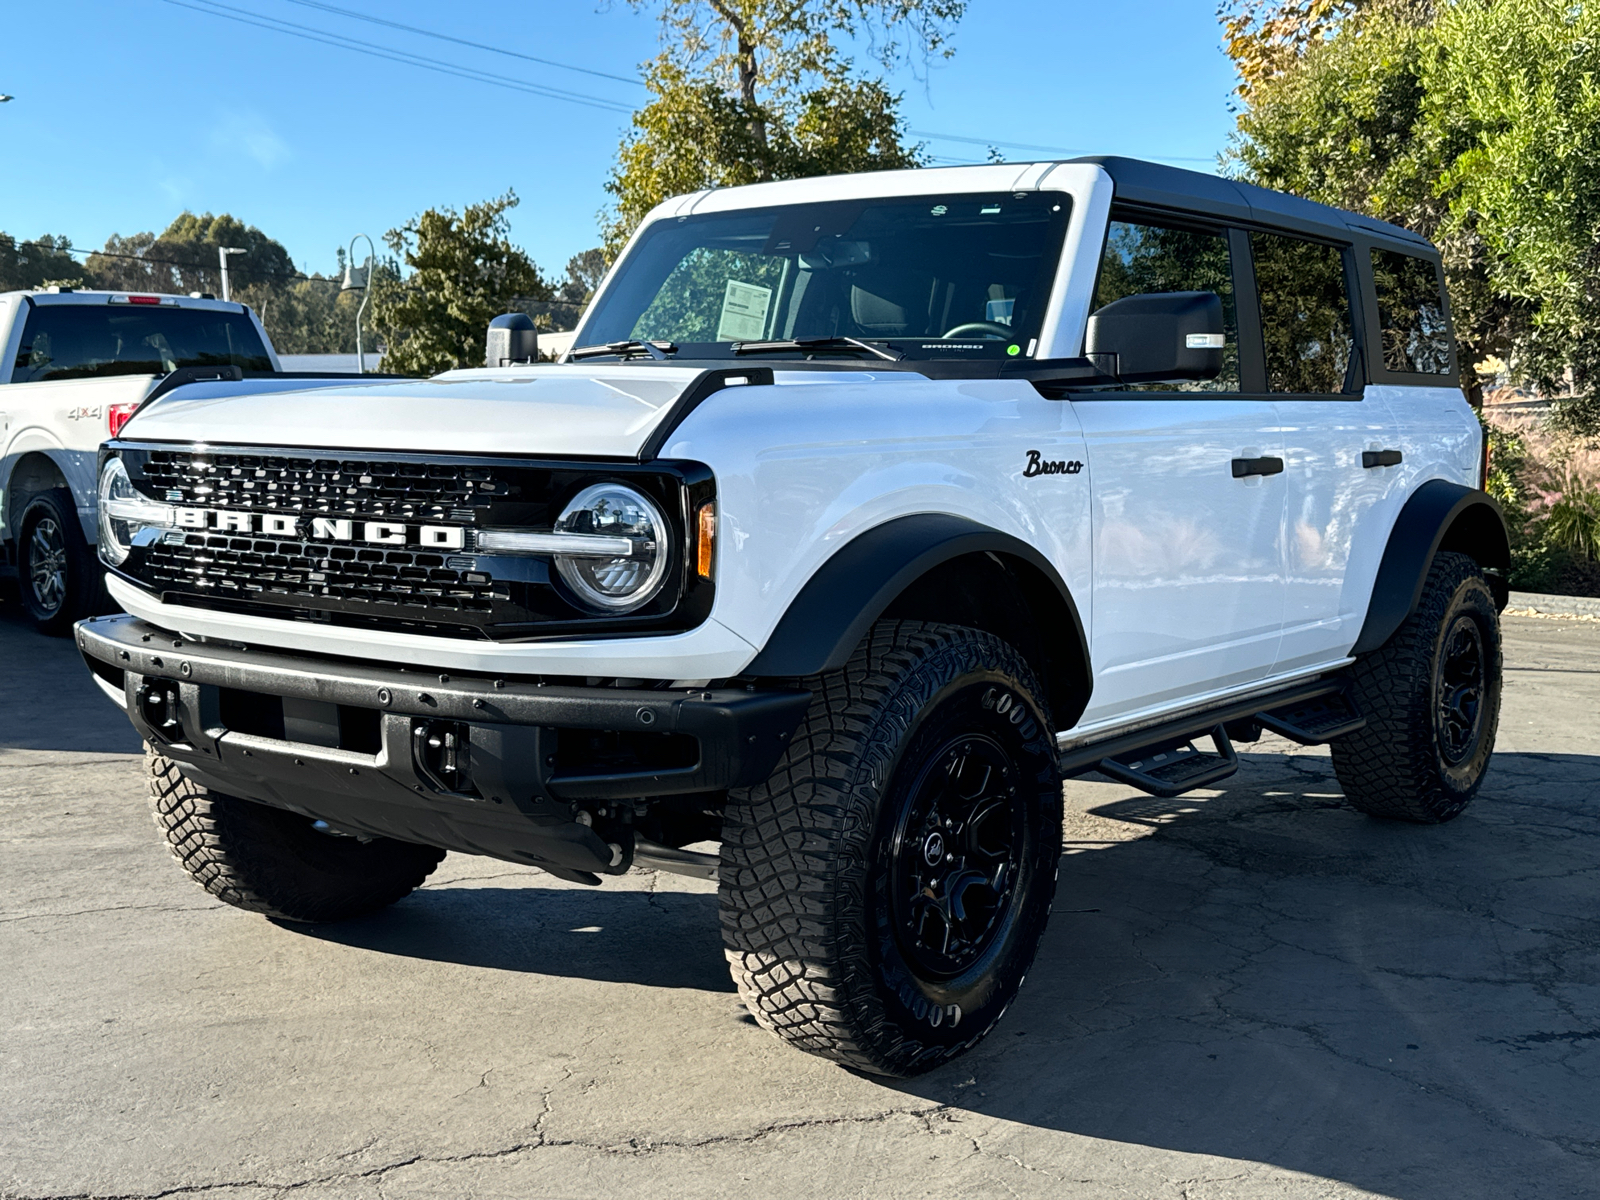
[720,621,1063,1076]
[147,749,445,922]
[1332,551,1502,823]
[18,488,109,636]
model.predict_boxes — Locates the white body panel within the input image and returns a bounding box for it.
[1274,392,1410,674]
[125,366,706,459]
[107,574,761,678]
[1369,384,1483,509]
[1071,398,1286,725]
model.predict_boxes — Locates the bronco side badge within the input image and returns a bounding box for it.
[1023,449,1083,477]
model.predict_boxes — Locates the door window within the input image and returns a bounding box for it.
[1371,248,1452,375]
[1093,220,1239,391]
[1250,233,1355,394]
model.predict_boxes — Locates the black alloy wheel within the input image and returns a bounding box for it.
[888,732,1027,980]
[1434,614,1487,767]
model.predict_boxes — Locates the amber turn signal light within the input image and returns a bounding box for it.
[696,501,716,580]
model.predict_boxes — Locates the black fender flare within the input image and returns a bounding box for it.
[1350,480,1510,657]
[743,513,1091,720]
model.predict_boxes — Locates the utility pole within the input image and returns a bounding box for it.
[218,247,246,302]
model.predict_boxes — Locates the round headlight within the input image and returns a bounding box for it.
[97,457,138,565]
[552,483,670,613]
[98,457,174,567]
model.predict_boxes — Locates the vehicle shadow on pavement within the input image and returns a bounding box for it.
[295,882,735,993]
[0,592,143,755]
[879,747,1600,1200]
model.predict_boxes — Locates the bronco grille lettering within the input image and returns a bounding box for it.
[168,507,463,549]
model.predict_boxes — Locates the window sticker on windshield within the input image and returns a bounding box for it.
[716,280,773,341]
[985,298,1015,325]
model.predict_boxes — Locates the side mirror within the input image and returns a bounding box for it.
[1084,290,1224,384]
[486,312,539,367]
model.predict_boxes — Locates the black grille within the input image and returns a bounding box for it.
[140,449,504,520]
[109,443,716,643]
[142,532,510,613]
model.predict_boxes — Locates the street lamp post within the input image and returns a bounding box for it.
[218,247,246,302]
[341,235,376,374]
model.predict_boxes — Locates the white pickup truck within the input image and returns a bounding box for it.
[0,289,377,632]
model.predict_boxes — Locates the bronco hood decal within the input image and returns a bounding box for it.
[123,364,711,459]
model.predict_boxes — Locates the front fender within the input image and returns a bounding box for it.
[744,512,1087,677]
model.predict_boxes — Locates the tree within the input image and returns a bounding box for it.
[604,0,964,255]
[1218,0,1364,103]
[0,233,85,291]
[1425,0,1600,419]
[1224,0,1600,418]
[559,249,608,308]
[1223,0,1517,403]
[368,192,551,377]
[86,212,297,296]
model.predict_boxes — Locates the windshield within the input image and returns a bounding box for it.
[580,192,1072,361]
[12,303,273,383]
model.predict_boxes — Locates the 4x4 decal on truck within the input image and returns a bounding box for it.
[1022,449,1084,477]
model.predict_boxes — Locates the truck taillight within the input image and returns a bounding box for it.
[107,403,138,438]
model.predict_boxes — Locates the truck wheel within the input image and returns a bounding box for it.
[18,488,107,636]
[720,621,1062,1076]
[1332,551,1502,823]
[147,750,445,922]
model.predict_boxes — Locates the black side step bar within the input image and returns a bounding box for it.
[1095,725,1238,799]
[1255,686,1366,745]
[1061,677,1364,798]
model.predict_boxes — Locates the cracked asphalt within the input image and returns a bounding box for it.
[2,596,1597,1200]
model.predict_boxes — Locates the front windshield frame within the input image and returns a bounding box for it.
[579,190,1073,363]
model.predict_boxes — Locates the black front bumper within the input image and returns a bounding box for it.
[76,614,811,878]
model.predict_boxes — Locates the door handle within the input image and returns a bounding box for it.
[1362,449,1403,468]
[1231,456,1284,478]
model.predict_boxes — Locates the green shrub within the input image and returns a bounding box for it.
[1544,481,1600,563]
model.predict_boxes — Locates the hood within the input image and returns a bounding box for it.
[122,364,709,459]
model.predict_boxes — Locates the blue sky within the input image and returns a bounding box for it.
[0,0,1242,282]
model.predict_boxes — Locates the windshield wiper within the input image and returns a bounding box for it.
[568,339,678,361]
[732,336,904,362]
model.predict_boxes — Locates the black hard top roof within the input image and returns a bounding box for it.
[1070,156,1436,256]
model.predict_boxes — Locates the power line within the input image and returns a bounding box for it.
[159,0,636,114]
[6,235,343,286]
[274,0,647,88]
[910,128,1218,165]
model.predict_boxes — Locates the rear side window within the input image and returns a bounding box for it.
[1093,220,1239,391]
[1371,248,1451,375]
[12,304,272,383]
[1250,232,1355,394]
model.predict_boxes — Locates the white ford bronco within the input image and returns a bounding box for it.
[76,158,1507,1076]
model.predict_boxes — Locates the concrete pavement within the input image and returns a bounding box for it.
[2,596,1596,1199]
